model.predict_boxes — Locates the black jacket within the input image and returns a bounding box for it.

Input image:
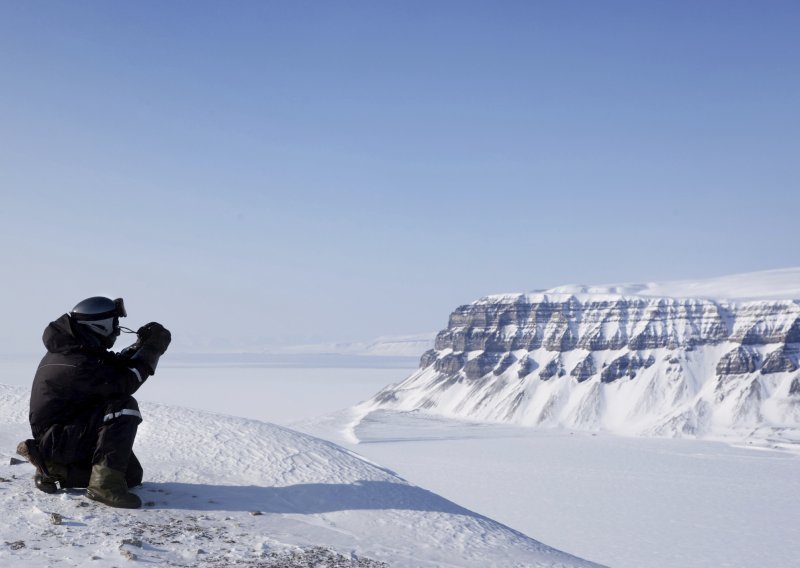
[29,315,152,436]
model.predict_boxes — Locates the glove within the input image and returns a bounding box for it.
[130,322,171,375]
[136,322,171,355]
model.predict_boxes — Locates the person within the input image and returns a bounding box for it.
[17,296,171,509]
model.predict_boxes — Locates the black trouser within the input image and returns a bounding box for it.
[35,396,144,487]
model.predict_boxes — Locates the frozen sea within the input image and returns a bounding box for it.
[4,354,799,568]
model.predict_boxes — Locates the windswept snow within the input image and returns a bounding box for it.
[0,384,601,568]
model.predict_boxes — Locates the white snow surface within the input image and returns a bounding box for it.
[167,334,436,359]
[298,409,800,568]
[510,266,800,302]
[0,383,601,568]
[266,334,436,358]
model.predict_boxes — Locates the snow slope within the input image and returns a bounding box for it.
[0,384,602,568]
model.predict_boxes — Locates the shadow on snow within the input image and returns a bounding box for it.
[140,479,481,518]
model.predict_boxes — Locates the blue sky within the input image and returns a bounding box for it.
[1,1,798,353]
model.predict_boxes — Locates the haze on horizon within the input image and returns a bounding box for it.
[1,1,798,355]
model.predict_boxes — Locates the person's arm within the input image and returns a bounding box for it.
[95,323,171,397]
[121,322,172,376]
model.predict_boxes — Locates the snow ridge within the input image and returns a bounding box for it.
[0,384,601,567]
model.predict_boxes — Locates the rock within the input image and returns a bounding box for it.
[601,355,633,383]
[464,352,503,381]
[372,389,398,404]
[543,313,578,351]
[493,353,516,376]
[433,352,466,375]
[601,354,656,383]
[571,355,596,383]
[717,347,761,375]
[539,357,565,381]
[517,355,538,378]
[262,546,389,568]
[761,346,799,374]
[367,290,800,434]
[419,349,438,368]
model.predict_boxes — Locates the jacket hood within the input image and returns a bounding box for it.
[42,314,97,354]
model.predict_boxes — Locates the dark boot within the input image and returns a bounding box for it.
[126,452,144,488]
[62,463,92,489]
[86,464,142,509]
[17,440,67,494]
[35,462,70,494]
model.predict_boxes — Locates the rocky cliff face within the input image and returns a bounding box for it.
[363,291,800,443]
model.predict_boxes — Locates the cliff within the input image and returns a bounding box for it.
[362,270,800,443]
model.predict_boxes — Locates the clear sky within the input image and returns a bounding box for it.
[1,1,798,354]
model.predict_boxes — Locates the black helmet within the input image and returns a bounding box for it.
[70,297,127,342]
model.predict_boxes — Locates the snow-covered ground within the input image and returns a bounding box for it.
[4,362,798,567]
[0,365,601,567]
[299,409,800,568]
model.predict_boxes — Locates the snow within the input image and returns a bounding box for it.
[372,268,800,445]
[0,379,601,567]
[300,409,800,568]
[4,357,800,567]
[4,268,800,567]
[527,266,800,302]
[167,334,436,359]
[144,365,413,426]
[265,334,437,358]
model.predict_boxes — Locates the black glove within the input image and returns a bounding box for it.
[130,322,171,375]
[137,322,171,354]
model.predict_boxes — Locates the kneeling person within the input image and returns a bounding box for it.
[18,297,170,509]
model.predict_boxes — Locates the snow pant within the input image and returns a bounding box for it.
[34,396,144,488]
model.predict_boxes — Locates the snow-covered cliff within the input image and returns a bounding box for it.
[361,269,800,443]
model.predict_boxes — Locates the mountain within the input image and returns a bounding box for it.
[359,269,800,446]
[0,384,601,568]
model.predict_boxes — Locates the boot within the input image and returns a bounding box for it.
[86,464,142,509]
[35,463,69,494]
[17,440,67,494]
